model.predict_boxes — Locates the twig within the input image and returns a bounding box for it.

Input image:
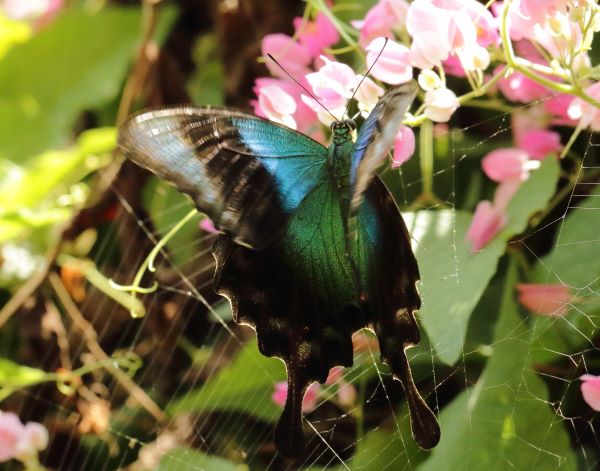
[48,272,167,422]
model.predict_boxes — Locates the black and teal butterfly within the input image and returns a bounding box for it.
[118,81,440,457]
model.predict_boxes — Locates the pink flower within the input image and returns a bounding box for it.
[518,0,568,25]
[353,76,384,115]
[0,412,48,463]
[466,201,507,252]
[365,37,412,85]
[516,129,561,160]
[256,84,297,129]
[493,179,522,212]
[293,13,339,58]
[407,0,496,70]
[199,218,218,234]
[305,57,355,110]
[272,381,320,412]
[568,81,600,131]
[0,413,23,462]
[261,33,312,80]
[424,87,459,122]
[581,374,600,411]
[392,126,416,168]
[352,0,408,47]
[407,1,450,69]
[482,148,531,182]
[252,78,319,136]
[516,283,571,316]
[496,67,551,103]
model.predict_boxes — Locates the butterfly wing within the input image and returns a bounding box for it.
[348,81,418,217]
[118,107,328,249]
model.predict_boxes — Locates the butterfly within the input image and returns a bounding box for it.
[118,80,440,457]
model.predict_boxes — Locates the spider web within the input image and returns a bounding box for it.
[7,98,600,471]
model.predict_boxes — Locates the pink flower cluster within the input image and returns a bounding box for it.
[272,366,357,412]
[252,1,600,254]
[254,11,419,167]
[466,118,562,252]
[0,411,48,464]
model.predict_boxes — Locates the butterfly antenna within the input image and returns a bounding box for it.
[343,37,389,120]
[266,53,339,122]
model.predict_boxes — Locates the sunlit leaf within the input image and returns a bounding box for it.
[409,157,560,365]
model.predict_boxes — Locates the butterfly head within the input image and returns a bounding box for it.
[331,119,356,145]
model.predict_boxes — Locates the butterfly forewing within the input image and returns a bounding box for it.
[118,107,328,249]
[349,81,418,216]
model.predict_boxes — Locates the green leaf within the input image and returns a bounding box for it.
[351,405,427,470]
[532,184,600,287]
[418,262,576,471]
[144,180,203,268]
[157,448,244,471]
[0,357,48,401]
[0,6,175,161]
[528,185,600,363]
[167,340,286,421]
[0,128,116,243]
[408,157,560,365]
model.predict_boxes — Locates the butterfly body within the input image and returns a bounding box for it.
[118,81,440,457]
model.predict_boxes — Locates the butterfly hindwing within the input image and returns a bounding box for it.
[118,107,328,249]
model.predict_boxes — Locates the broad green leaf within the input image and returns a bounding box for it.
[0,357,47,401]
[528,185,600,363]
[418,262,576,471]
[0,6,174,161]
[167,340,286,421]
[157,448,244,471]
[408,157,559,365]
[531,184,600,288]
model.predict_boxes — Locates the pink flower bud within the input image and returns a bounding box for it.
[493,179,522,212]
[516,283,571,316]
[337,382,358,407]
[199,218,218,234]
[325,366,344,385]
[581,374,600,411]
[272,381,321,412]
[272,381,288,409]
[424,87,459,122]
[392,126,416,168]
[365,37,413,85]
[481,148,530,182]
[465,201,507,252]
[516,129,562,160]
